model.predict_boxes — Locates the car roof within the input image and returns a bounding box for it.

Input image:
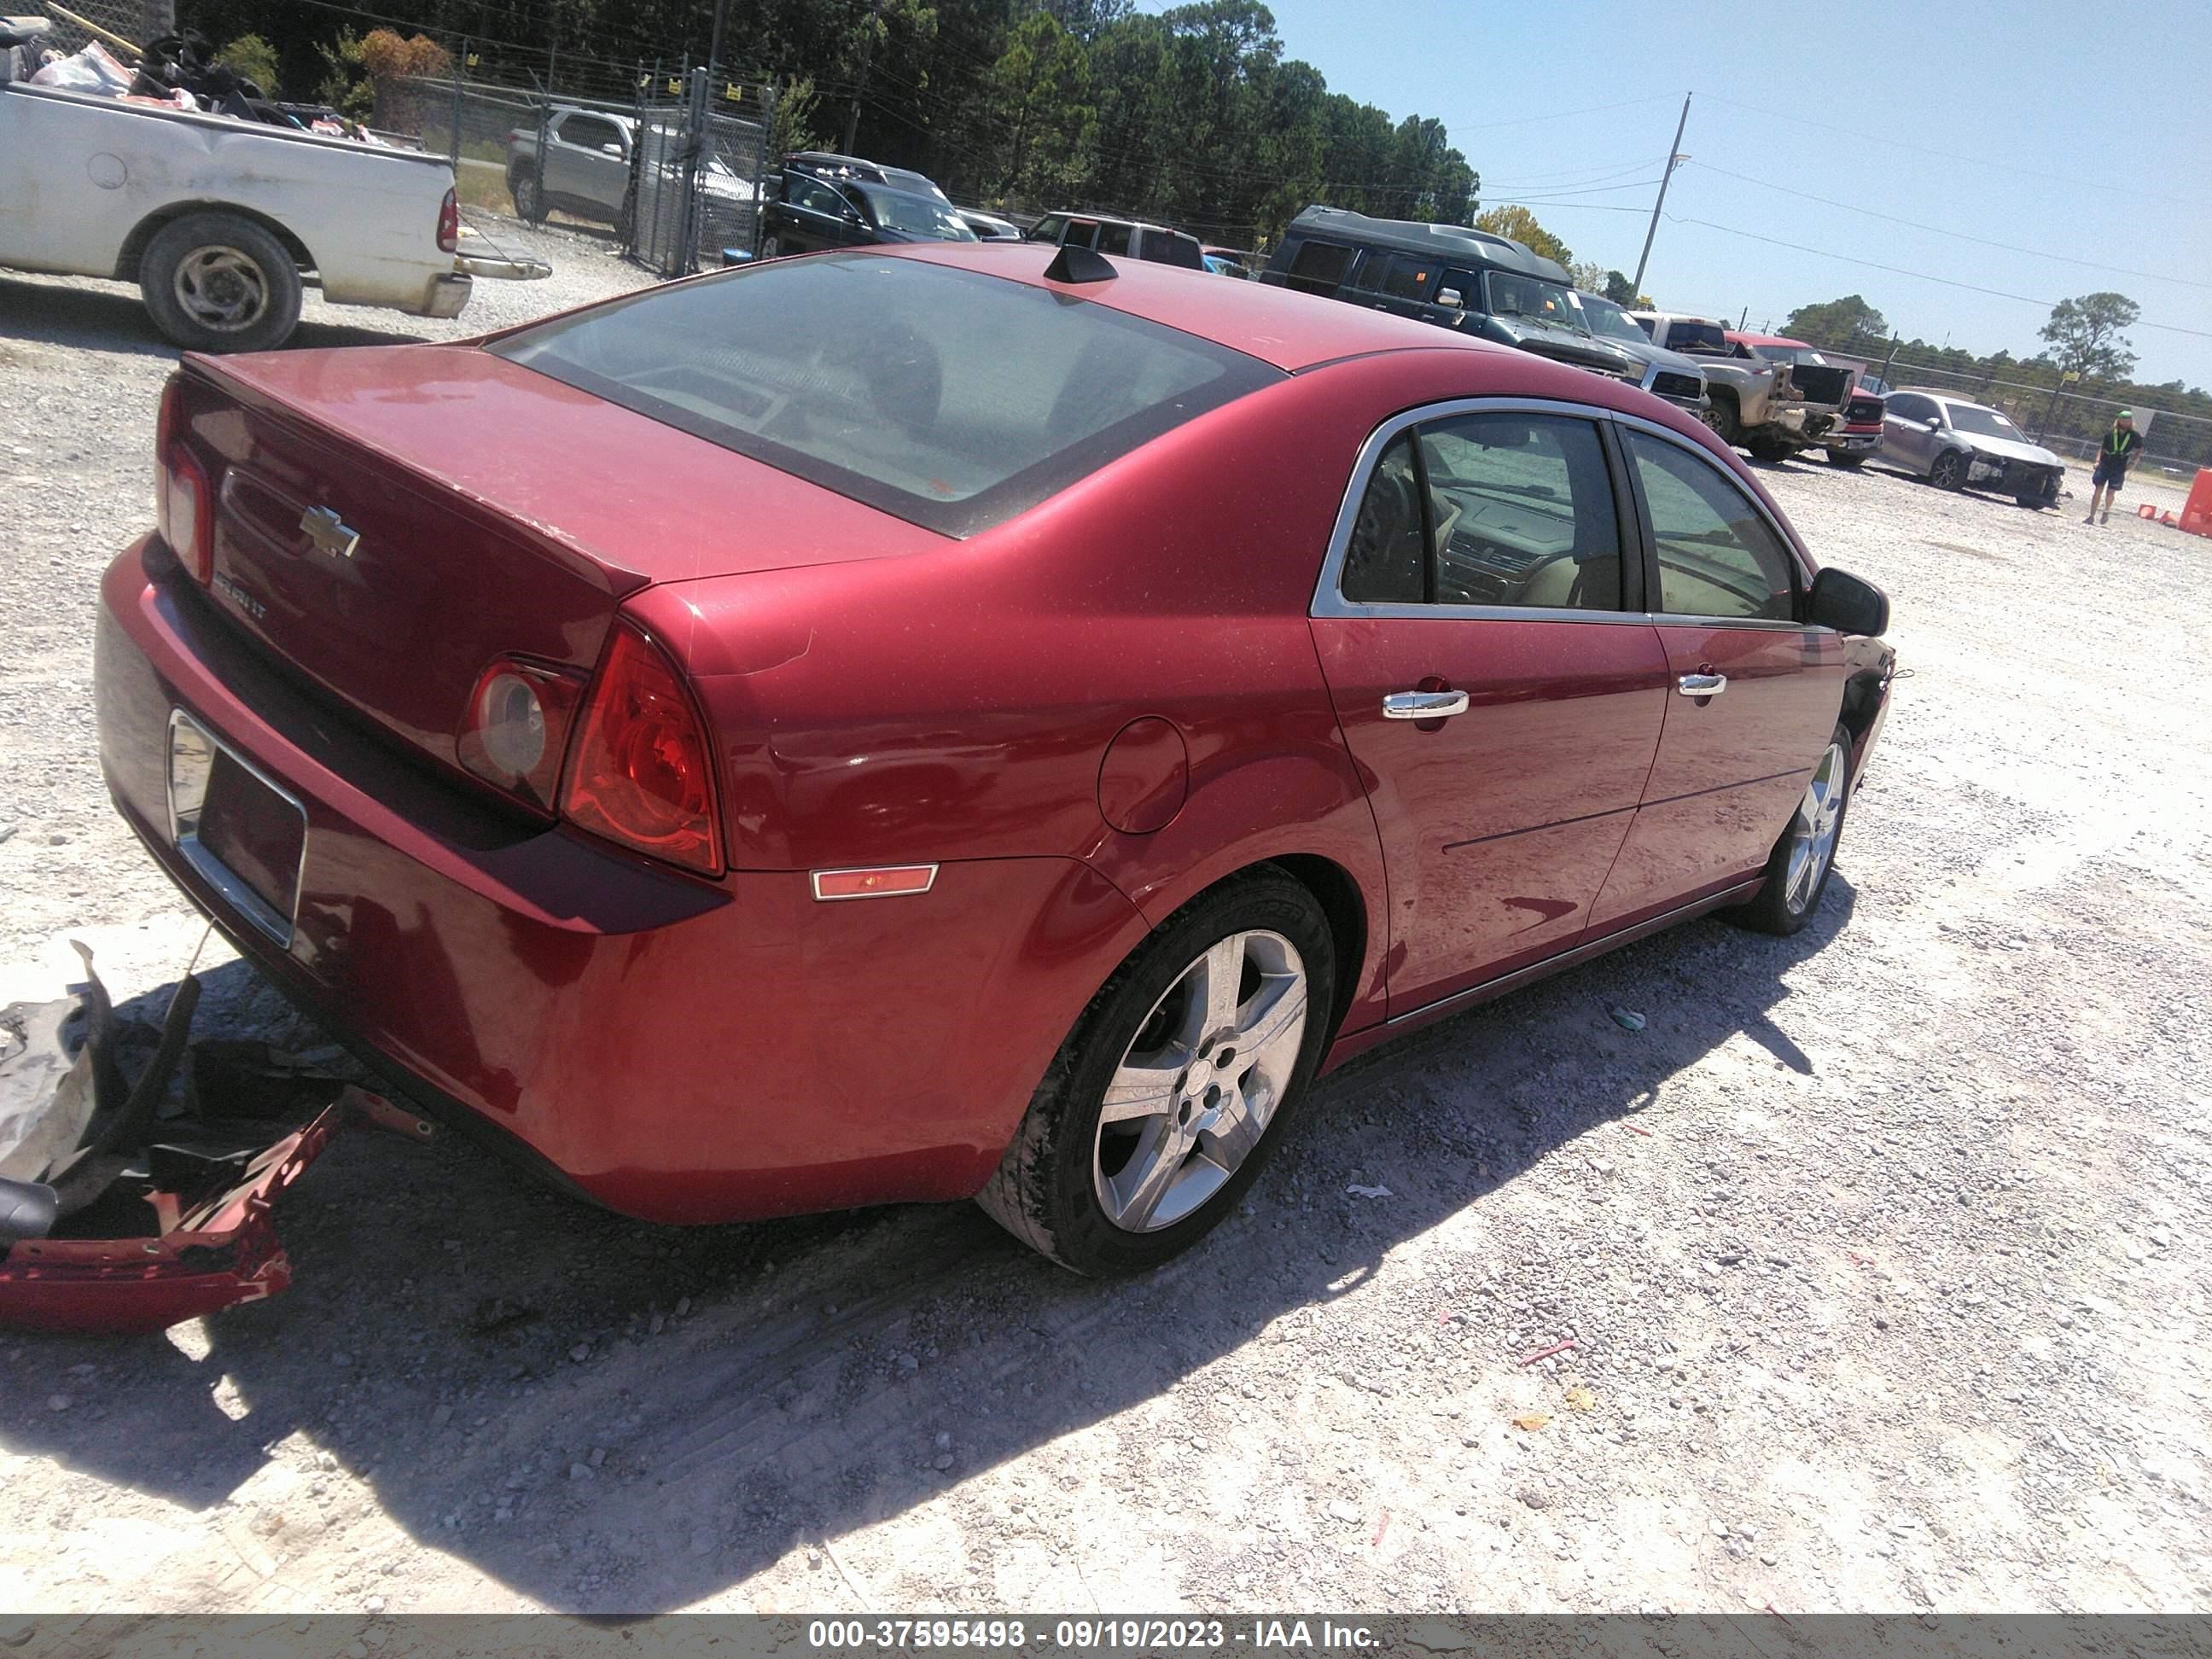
[1897,387,1998,412]
[1730,331,1811,347]
[876,242,1551,373]
[1284,206,1571,282]
[1042,210,1187,236]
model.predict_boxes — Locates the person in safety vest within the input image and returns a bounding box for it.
[2086,410,2145,525]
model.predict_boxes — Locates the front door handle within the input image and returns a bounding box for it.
[1676,672,1727,697]
[1382,690,1470,719]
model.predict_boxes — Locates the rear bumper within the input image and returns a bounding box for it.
[95,538,1149,1224]
[424,272,473,318]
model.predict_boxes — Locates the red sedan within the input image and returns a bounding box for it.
[94,242,1894,1275]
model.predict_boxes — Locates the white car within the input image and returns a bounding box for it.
[0,70,539,351]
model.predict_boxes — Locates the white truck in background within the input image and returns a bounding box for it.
[0,34,541,352]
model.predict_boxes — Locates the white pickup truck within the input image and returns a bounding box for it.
[0,46,538,352]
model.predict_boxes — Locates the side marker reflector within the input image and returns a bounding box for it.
[811,864,939,901]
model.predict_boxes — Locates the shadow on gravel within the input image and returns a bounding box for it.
[3,877,1855,1608]
[0,275,425,360]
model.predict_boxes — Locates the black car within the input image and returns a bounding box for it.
[783,149,953,206]
[1260,207,1648,387]
[760,172,977,257]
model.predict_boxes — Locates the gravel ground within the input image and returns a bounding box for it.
[2,253,2209,1617]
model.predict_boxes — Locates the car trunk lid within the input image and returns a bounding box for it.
[171,346,939,783]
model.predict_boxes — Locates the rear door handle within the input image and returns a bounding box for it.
[1382,690,1470,719]
[1676,672,1727,696]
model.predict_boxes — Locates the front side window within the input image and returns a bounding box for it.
[1284,239,1353,296]
[1625,432,1796,622]
[562,114,620,151]
[1382,256,1444,305]
[1341,412,1623,611]
[491,254,1282,537]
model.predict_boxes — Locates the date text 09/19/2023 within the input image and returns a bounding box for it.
[806,1621,1379,1650]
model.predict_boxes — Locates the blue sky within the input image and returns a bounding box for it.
[1250,0,2212,389]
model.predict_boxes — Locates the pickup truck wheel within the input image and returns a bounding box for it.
[139,213,301,353]
[509,170,547,224]
[1929,449,1967,490]
[1703,398,1742,446]
[975,870,1334,1276]
[1825,451,1866,469]
[1726,725,1853,938]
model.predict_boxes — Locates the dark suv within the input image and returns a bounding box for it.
[1260,207,1652,388]
[760,169,976,257]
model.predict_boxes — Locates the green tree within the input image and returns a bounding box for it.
[1473,205,1570,267]
[992,12,1093,202]
[2040,291,2140,382]
[1784,294,1889,347]
[768,75,824,160]
[216,33,280,95]
[1601,270,1638,306]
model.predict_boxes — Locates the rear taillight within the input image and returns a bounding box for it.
[457,657,586,812]
[558,622,723,876]
[155,374,213,585]
[436,187,459,253]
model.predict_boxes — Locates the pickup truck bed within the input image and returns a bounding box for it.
[0,79,531,350]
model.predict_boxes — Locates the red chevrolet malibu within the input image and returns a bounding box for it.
[95,242,1894,1275]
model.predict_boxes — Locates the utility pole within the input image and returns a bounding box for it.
[1631,92,1691,299]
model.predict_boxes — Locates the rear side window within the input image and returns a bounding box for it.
[1624,432,1796,621]
[491,254,1282,537]
[1284,240,1353,296]
[1342,413,1623,610]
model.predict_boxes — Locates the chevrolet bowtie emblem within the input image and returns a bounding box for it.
[300,505,360,559]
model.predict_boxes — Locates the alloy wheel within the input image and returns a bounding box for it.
[1930,451,1965,489]
[1784,741,1849,915]
[1091,929,1307,1233]
[171,246,270,334]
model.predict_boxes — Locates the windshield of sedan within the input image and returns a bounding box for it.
[857,186,975,240]
[1486,272,1586,331]
[1942,403,2027,440]
[1575,296,1649,344]
[489,254,1281,536]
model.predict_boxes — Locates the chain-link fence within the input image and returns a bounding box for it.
[1802,341,2212,482]
[374,65,769,278]
[29,0,170,58]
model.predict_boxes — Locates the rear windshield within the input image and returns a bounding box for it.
[1667,321,1731,354]
[489,254,1280,536]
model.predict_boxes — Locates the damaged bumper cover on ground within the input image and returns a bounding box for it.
[0,948,431,1334]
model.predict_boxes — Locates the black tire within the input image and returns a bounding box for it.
[1929,449,1967,490]
[975,868,1336,1276]
[1825,450,1866,469]
[138,212,301,353]
[1746,433,1796,464]
[1726,723,1854,938]
[1704,396,1743,446]
[760,232,783,259]
[509,169,547,224]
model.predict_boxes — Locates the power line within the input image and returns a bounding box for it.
[1696,91,2212,213]
[1685,160,2212,292]
[1663,215,2212,342]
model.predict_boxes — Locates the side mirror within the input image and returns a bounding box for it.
[1807,567,1889,636]
[602,142,623,156]
[1437,288,1463,309]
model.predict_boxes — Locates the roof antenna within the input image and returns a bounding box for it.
[1044,244,1116,284]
